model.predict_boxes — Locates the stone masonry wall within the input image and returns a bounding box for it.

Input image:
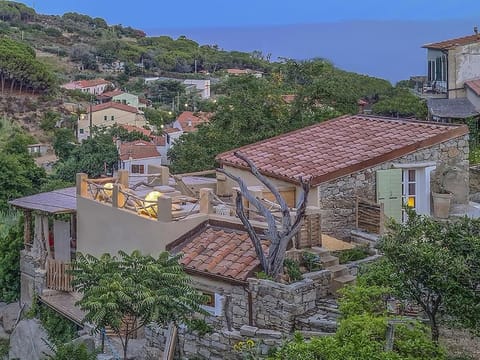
[145,271,332,359]
[318,135,469,239]
[249,272,331,332]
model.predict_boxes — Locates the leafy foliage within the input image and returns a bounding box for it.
[372,87,427,119]
[0,37,56,94]
[52,127,118,182]
[0,211,22,302]
[45,342,97,360]
[27,300,78,345]
[283,259,302,283]
[333,246,370,264]
[0,118,46,210]
[367,210,480,341]
[270,283,445,360]
[71,250,207,359]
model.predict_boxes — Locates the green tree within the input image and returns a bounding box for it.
[71,250,207,359]
[0,119,46,210]
[270,284,444,360]
[372,88,427,119]
[53,128,118,182]
[0,211,23,302]
[364,210,480,341]
[52,128,76,160]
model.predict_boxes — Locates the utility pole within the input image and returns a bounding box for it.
[89,101,93,138]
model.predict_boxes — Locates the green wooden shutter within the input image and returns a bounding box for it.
[376,169,402,223]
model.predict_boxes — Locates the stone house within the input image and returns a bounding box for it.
[11,164,359,358]
[118,140,162,177]
[77,102,147,141]
[216,114,469,240]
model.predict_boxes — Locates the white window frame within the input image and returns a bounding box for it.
[201,292,224,316]
[394,162,435,217]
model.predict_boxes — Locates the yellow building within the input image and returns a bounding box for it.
[78,102,146,141]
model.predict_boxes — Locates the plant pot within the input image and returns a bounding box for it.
[432,192,453,219]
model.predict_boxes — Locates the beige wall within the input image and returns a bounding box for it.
[77,197,207,257]
[448,42,480,99]
[221,165,319,207]
[78,109,146,141]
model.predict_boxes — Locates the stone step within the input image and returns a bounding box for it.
[299,330,334,339]
[350,229,379,247]
[310,247,331,257]
[331,274,356,295]
[319,255,339,268]
[326,264,349,278]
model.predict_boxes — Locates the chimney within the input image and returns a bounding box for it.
[475,26,478,36]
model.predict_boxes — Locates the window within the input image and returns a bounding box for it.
[79,128,84,134]
[111,115,115,121]
[403,169,416,204]
[200,291,224,316]
[104,115,107,121]
[131,164,144,174]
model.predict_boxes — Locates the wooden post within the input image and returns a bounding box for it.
[157,196,172,222]
[24,210,32,250]
[118,169,129,187]
[199,188,214,214]
[76,173,88,197]
[112,184,125,208]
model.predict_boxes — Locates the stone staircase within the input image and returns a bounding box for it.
[309,247,356,295]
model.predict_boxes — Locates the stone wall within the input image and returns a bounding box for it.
[146,325,285,360]
[318,135,469,239]
[470,165,480,199]
[249,271,331,332]
[145,271,332,359]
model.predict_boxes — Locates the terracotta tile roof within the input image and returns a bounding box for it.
[423,34,480,50]
[119,140,160,160]
[163,127,182,134]
[176,111,211,132]
[216,115,468,186]
[77,79,111,88]
[119,124,152,137]
[282,94,296,104]
[90,102,138,114]
[226,68,249,75]
[98,90,124,98]
[151,135,165,146]
[171,223,267,283]
[465,79,480,96]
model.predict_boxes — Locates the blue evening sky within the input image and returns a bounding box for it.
[16,1,480,82]
[21,0,480,29]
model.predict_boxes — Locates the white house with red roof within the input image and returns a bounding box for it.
[217,114,470,239]
[118,140,162,176]
[173,111,211,133]
[61,79,113,95]
[77,102,146,141]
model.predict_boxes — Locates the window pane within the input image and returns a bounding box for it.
[408,183,416,195]
[408,170,415,182]
[407,196,415,208]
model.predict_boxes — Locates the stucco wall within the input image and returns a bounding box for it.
[76,197,207,257]
[466,87,480,110]
[318,135,469,239]
[449,42,480,98]
[78,109,146,141]
[112,93,139,108]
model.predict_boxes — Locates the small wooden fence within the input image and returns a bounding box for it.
[46,258,73,292]
[356,197,384,235]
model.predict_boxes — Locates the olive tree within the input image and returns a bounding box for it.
[218,151,311,281]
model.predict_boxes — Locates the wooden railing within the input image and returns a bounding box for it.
[356,197,384,235]
[46,258,73,292]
